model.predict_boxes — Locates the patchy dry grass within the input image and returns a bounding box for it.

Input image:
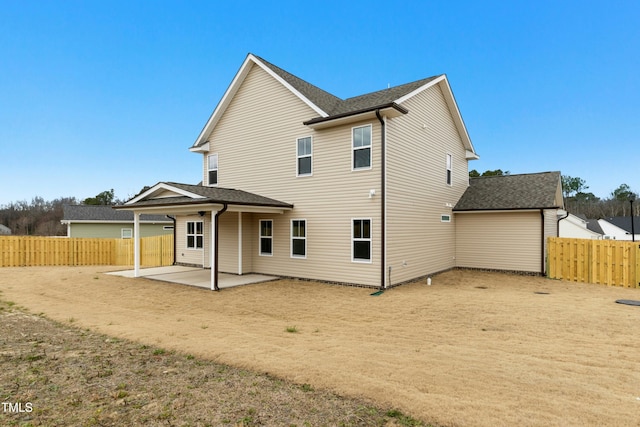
[0,300,425,426]
[2,266,640,426]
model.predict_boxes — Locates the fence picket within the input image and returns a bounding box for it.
[548,237,639,288]
[0,235,173,268]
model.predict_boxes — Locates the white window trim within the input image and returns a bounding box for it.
[207,153,219,187]
[259,219,273,257]
[186,220,204,250]
[121,228,133,239]
[296,136,313,177]
[351,218,372,263]
[441,214,452,223]
[351,124,373,171]
[446,153,452,186]
[290,219,307,259]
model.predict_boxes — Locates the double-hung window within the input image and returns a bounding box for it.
[208,154,218,186]
[352,219,371,262]
[291,219,306,258]
[259,220,273,256]
[297,137,312,176]
[352,125,372,170]
[186,221,204,249]
[446,154,452,185]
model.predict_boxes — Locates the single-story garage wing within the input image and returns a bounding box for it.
[453,171,564,274]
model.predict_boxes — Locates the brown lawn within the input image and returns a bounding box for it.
[1,266,640,426]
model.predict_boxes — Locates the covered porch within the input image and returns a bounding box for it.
[113,182,293,291]
[107,266,278,289]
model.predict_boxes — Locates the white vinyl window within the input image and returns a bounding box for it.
[186,221,204,249]
[446,153,452,185]
[352,218,372,262]
[352,125,372,170]
[441,214,451,223]
[291,219,306,258]
[259,220,273,256]
[297,137,312,176]
[121,228,133,239]
[208,154,219,186]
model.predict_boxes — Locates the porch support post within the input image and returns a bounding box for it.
[210,210,217,291]
[238,211,243,275]
[211,204,229,291]
[133,211,141,277]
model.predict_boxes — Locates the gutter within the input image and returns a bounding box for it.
[304,102,408,126]
[375,109,386,290]
[556,210,569,237]
[541,210,546,275]
[213,204,228,291]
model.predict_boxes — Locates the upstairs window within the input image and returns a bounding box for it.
[446,154,452,185]
[352,125,372,170]
[297,137,312,176]
[208,154,218,186]
[186,221,204,249]
[291,219,306,258]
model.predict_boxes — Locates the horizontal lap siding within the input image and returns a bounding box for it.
[386,84,470,284]
[218,212,238,273]
[455,211,542,273]
[175,215,207,266]
[204,65,381,286]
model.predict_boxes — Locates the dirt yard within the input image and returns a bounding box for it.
[1,267,640,426]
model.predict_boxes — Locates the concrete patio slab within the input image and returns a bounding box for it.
[106,266,279,290]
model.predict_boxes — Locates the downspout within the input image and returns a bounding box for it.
[375,109,386,290]
[556,211,569,237]
[166,215,177,265]
[213,204,228,291]
[541,209,546,275]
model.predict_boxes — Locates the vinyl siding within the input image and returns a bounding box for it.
[175,215,207,267]
[201,64,381,286]
[455,211,542,273]
[385,83,471,285]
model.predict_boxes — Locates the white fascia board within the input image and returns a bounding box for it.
[250,55,328,118]
[394,75,446,104]
[192,54,327,148]
[396,75,477,157]
[126,183,206,204]
[192,55,257,148]
[454,209,542,214]
[189,142,209,153]
[63,220,172,224]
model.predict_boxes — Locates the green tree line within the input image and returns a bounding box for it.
[0,189,124,236]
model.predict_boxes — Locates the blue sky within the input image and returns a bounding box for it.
[1,0,638,205]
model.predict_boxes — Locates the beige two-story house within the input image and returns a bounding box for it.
[116,53,562,290]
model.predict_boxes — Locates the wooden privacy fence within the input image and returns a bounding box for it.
[0,235,173,267]
[547,237,640,288]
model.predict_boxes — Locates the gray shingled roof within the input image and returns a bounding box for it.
[62,205,171,222]
[601,216,640,234]
[119,182,293,209]
[254,54,440,119]
[453,172,562,211]
[586,219,605,235]
[255,55,343,115]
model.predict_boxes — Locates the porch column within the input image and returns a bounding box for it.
[133,211,140,277]
[238,211,243,275]
[210,210,217,290]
